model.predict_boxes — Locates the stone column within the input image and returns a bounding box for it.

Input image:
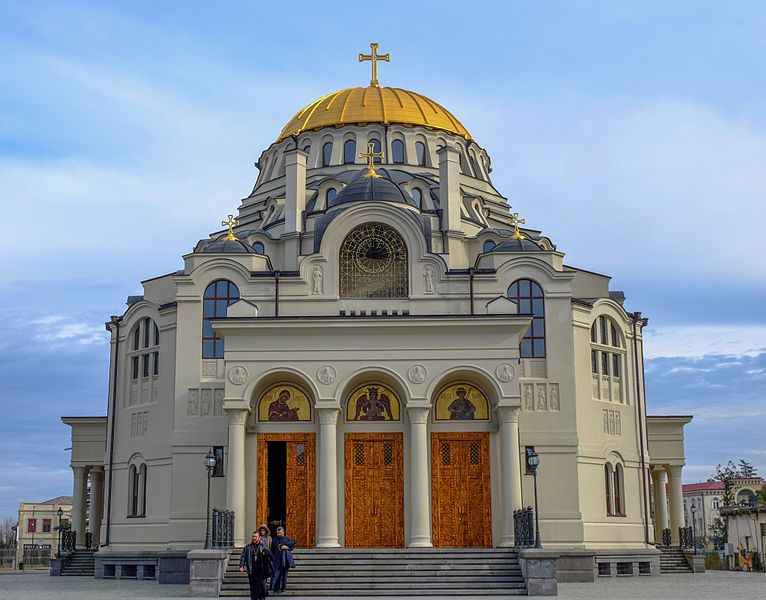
[407,406,432,547]
[497,406,523,547]
[226,409,249,547]
[244,431,258,537]
[651,468,669,542]
[88,467,103,546]
[71,466,88,548]
[667,465,684,545]
[316,407,340,547]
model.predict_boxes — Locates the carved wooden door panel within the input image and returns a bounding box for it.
[344,433,403,548]
[431,432,492,548]
[257,433,316,548]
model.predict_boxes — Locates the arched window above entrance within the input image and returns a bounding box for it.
[434,383,490,421]
[346,383,401,422]
[257,384,312,422]
[339,222,408,299]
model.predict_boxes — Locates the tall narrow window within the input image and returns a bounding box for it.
[391,139,405,164]
[369,138,382,163]
[142,354,150,378]
[152,352,159,376]
[614,464,624,516]
[339,222,408,298]
[131,356,139,380]
[343,139,356,164]
[143,317,150,348]
[129,465,139,517]
[590,316,626,403]
[415,141,427,166]
[605,463,614,516]
[202,280,240,358]
[132,327,140,351]
[139,463,147,516]
[507,279,546,358]
[153,322,160,346]
[326,187,337,205]
[322,142,333,167]
[411,187,422,208]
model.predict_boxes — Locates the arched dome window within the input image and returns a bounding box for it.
[326,187,337,205]
[322,142,333,167]
[202,280,240,358]
[411,187,423,208]
[483,240,496,252]
[339,222,408,299]
[343,139,356,164]
[302,144,311,154]
[369,138,383,164]
[507,279,545,358]
[391,139,405,164]
[252,242,265,255]
[415,141,427,166]
[129,317,159,383]
[590,315,626,403]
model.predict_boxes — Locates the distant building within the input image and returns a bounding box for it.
[720,504,766,570]
[683,477,765,548]
[16,496,72,568]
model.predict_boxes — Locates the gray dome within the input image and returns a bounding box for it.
[490,238,543,253]
[202,238,257,254]
[328,169,417,209]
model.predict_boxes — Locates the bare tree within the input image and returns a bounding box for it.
[0,516,17,548]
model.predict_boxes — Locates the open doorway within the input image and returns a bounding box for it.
[266,441,287,530]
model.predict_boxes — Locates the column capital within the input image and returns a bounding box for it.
[317,406,340,426]
[72,465,87,477]
[406,406,431,425]
[667,465,683,478]
[495,405,520,424]
[226,408,249,426]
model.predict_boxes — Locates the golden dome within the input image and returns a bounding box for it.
[276,86,472,142]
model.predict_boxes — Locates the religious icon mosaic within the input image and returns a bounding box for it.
[346,383,400,422]
[434,383,490,421]
[258,384,311,422]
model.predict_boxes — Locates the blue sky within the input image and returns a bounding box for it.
[1,1,765,520]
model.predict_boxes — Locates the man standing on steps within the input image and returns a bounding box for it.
[271,525,296,593]
[239,530,273,600]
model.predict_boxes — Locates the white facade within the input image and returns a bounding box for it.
[63,77,692,564]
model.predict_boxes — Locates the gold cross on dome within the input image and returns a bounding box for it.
[358,42,390,87]
[222,214,240,241]
[510,212,526,240]
[359,142,384,178]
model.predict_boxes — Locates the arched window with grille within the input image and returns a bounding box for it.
[322,142,333,167]
[339,222,408,298]
[202,280,240,358]
[590,315,626,403]
[415,141,427,166]
[128,462,147,517]
[391,139,405,164]
[343,139,356,164]
[507,279,545,358]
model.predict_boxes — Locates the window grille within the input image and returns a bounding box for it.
[339,222,408,298]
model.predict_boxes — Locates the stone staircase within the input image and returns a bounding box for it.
[61,549,96,576]
[220,548,527,596]
[659,547,692,574]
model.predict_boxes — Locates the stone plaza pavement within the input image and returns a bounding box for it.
[0,570,765,600]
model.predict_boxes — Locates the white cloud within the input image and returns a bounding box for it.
[643,325,766,358]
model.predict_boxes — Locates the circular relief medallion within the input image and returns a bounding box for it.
[496,363,515,383]
[407,364,427,384]
[317,365,336,385]
[228,366,248,385]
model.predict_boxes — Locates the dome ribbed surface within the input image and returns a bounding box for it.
[277,87,472,142]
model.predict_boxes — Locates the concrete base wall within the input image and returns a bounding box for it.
[556,550,596,582]
[592,548,661,578]
[94,550,190,583]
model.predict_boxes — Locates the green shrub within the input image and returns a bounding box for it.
[705,551,726,570]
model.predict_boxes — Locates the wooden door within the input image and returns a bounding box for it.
[257,433,315,548]
[431,432,492,547]
[344,432,403,548]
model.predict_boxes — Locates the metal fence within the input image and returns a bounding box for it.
[513,506,535,548]
[22,548,51,568]
[61,530,76,553]
[0,549,16,569]
[662,528,671,547]
[679,526,694,549]
[211,509,235,548]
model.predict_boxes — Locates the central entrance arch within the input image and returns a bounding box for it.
[342,382,404,548]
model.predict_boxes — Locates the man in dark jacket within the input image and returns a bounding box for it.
[270,526,295,593]
[239,531,273,600]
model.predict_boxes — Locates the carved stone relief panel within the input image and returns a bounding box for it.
[603,409,622,435]
[520,382,561,412]
[130,411,149,437]
[188,387,225,418]
[201,361,218,379]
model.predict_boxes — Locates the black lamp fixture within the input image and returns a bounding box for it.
[204,448,217,549]
[690,501,697,554]
[526,447,542,549]
[56,507,64,558]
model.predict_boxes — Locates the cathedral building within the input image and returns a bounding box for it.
[63,45,693,584]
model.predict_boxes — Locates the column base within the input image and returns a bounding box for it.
[407,539,433,548]
[315,540,341,548]
[498,538,516,548]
